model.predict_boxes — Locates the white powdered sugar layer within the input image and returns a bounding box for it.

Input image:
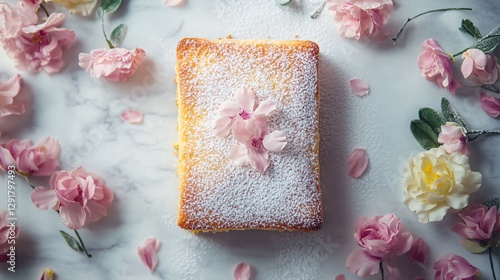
[177,38,322,230]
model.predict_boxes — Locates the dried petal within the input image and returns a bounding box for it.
[137,237,161,273]
[349,79,370,97]
[348,148,368,178]
[234,263,253,280]
[335,274,346,280]
[121,109,144,124]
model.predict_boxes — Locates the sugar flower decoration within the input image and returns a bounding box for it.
[325,0,393,40]
[478,89,500,118]
[407,237,430,266]
[78,47,146,82]
[31,167,114,229]
[137,237,161,273]
[433,254,479,280]
[212,85,276,137]
[461,49,500,86]
[452,204,500,245]
[45,0,98,16]
[438,122,469,155]
[417,38,460,94]
[0,74,25,117]
[402,148,482,223]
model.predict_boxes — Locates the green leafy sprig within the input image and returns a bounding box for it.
[99,0,127,48]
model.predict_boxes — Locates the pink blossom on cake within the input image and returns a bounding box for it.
[234,263,254,280]
[461,49,500,85]
[213,85,276,137]
[0,137,60,176]
[478,89,500,118]
[0,208,19,262]
[137,237,161,273]
[438,122,469,155]
[78,47,146,82]
[346,214,414,278]
[231,115,287,174]
[452,204,500,243]
[433,254,479,280]
[325,0,393,40]
[417,39,460,94]
[0,74,25,117]
[31,167,114,229]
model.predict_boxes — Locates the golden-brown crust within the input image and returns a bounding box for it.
[176,38,321,232]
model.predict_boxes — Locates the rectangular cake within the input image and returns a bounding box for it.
[176,38,322,232]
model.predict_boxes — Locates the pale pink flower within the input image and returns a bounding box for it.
[234,263,254,280]
[0,0,39,40]
[335,275,346,280]
[407,237,430,265]
[461,49,500,85]
[326,0,393,40]
[349,78,370,97]
[438,122,469,155]
[212,85,276,137]
[0,137,60,176]
[3,13,75,73]
[417,39,460,94]
[0,208,19,262]
[0,74,25,117]
[137,237,161,273]
[121,109,143,124]
[348,148,368,178]
[452,204,500,242]
[231,115,287,174]
[433,254,479,280]
[478,89,500,118]
[31,167,114,229]
[78,47,146,82]
[346,214,414,278]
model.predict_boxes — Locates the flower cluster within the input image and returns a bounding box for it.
[453,204,500,252]
[0,0,75,73]
[213,85,287,174]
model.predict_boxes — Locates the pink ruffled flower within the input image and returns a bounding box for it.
[0,137,60,176]
[0,0,39,40]
[231,115,287,174]
[326,0,393,40]
[137,237,161,273]
[346,214,414,278]
[407,237,430,265]
[0,74,25,117]
[417,39,460,94]
[461,49,500,85]
[478,89,500,118]
[452,204,500,243]
[0,208,19,262]
[78,47,146,82]
[212,85,276,137]
[437,122,469,155]
[31,167,114,229]
[433,254,479,280]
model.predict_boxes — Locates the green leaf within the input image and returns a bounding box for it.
[100,0,121,14]
[110,24,127,47]
[441,98,455,122]
[277,0,293,6]
[419,107,445,135]
[469,34,500,53]
[459,19,482,40]
[60,230,84,253]
[483,197,500,209]
[410,120,440,150]
[481,84,500,93]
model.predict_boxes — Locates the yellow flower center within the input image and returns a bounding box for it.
[421,160,453,195]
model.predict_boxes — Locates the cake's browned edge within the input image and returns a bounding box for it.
[175,38,322,232]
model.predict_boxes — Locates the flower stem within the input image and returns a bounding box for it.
[40,3,50,18]
[101,10,115,49]
[467,129,500,141]
[21,174,36,190]
[392,8,472,44]
[489,246,497,280]
[74,229,92,258]
[379,261,385,280]
[310,1,326,19]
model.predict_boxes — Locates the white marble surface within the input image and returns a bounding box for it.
[0,0,499,279]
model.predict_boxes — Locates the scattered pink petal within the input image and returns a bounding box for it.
[335,274,346,280]
[234,263,253,280]
[137,237,161,273]
[121,109,143,124]
[408,237,430,265]
[163,0,186,7]
[348,148,368,178]
[349,79,370,97]
[478,89,500,118]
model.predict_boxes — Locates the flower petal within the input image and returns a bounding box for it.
[254,100,276,116]
[137,237,161,273]
[479,89,500,118]
[163,0,186,7]
[31,187,58,210]
[461,57,474,79]
[346,250,380,277]
[231,144,248,165]
[247,146,269,174]
[235,85,255,115]
[121,109,143,124]
[59,203,86,230]
[213,116,235,138]
[349,78,370,97]
[348,148,369,178]
[335,275,346,280]
[218,101,240,117]
[234,263,253,280]
[408,237,429,265]
[233,120,253,144]
[262,131,287,152]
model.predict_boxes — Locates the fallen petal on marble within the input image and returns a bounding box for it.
[408,237,430,265]
[335,274,347,280]
[137,237,161,273]
[348,148,368,178]
[40,268,55,280]
[349,78,370,97]
[163,0,186,7]
[234,262,254,280]
[121,109,144,124]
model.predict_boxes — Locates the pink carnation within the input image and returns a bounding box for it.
[0,208,19,262]
[452,204,500,243]
[0,137,60,176]
[0,74,25,117]
[437,122,468,155]
[326,0,393,40]
[461,49,500,85]
[78,47,146,82]
[0,0,39,40]
[478,89,500,118]
[417,38,460,94]
[31,167,114,230]
[346,214,414,278]
[433,254,479,280]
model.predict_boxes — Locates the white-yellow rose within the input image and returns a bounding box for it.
[403,147,482,223]
[45,0,97,16]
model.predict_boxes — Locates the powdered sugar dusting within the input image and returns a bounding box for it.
[177,38,321,231]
